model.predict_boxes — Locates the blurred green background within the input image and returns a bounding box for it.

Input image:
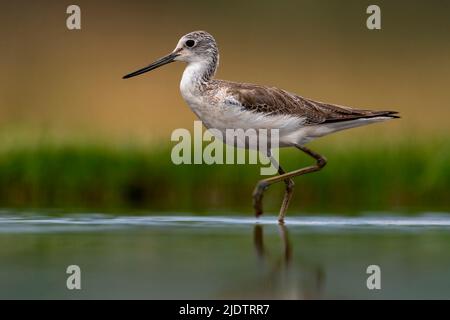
[0,0,449,213]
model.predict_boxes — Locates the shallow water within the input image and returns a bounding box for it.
[1,212,450,299]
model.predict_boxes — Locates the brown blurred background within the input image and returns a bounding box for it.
[1,0,449,144]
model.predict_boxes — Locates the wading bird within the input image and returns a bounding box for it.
[123,31,399,223]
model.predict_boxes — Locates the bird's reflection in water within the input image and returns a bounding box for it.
[253,224,325,299]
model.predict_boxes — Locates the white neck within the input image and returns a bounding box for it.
[180,62,205,93]
[180,58,217,95]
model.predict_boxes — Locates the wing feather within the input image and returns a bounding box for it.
[219,80,399,124]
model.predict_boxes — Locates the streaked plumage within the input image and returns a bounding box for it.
[123,30,400,223]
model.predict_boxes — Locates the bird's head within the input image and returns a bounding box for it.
[123,31,218,79]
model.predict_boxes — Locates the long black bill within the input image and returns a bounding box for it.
[122,51,179,79]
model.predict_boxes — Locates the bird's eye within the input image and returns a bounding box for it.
[185,40,195,48]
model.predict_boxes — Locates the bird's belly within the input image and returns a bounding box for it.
[188,101,300,129]
[184,100,307,148]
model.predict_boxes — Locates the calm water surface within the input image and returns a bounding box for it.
[1,212,450,299]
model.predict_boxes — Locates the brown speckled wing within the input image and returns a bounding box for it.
[220,80,399,125]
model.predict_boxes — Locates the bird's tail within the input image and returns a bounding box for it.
[322,111,400,133]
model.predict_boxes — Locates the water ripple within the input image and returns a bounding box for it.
[0,212,450,233]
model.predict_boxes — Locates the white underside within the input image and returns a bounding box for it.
[278,116,393,147]
[185,97,392,148]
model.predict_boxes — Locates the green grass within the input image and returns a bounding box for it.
[0,139,448,214]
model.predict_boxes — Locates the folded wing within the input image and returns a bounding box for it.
[223,81,399,125]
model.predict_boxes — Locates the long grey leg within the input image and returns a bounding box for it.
[252,145,327,223]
